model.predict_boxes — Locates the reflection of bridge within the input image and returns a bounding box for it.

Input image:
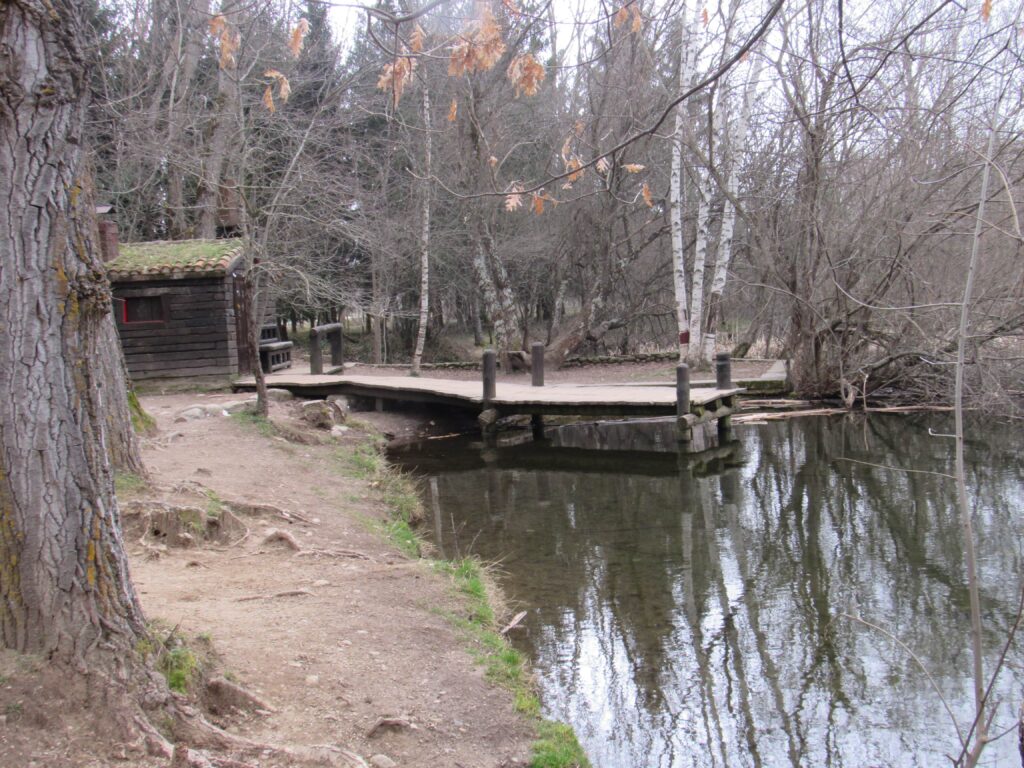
[236,349,743,452]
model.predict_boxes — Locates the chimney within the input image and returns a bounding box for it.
[97,220,119,263]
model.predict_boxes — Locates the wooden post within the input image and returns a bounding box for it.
[329,327,344,367]
[309,328,323,375]
[482,349,497,403]
[676,363,691,447]
[716,352,733,443]
[531,342,545,387]
[479,349,498,436]
[716,352,732,389]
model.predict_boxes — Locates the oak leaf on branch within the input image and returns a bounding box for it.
[289,18,309,58]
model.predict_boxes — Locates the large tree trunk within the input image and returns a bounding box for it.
[0,0,146,664]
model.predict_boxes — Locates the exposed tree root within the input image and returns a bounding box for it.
[234,589,312,602]
[366,716,417,738]
[261,528,302,550]
[204,676,277,715]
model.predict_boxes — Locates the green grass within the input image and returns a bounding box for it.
[436,558,537,713]
[110,238,242,274]
[531,721,591,768]
[231,410,277,437]
[136,623,206,694]
[161,647,200,693]
[114,470,148,495]
[128,388,157,435]
[204,489,224,519]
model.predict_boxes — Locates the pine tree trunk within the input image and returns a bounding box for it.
[0,0,146,663]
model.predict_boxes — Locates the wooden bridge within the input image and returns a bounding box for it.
[235,346,743,451]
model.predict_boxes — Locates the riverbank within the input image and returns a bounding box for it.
[0,392,588,768]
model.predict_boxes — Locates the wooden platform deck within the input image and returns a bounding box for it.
[235,372,741,419]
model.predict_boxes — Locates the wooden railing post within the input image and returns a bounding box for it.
[716,352,732,389]
[329,327,343,367]
[715,352,733,443]
[676,363,691,447]
[309,328,323,375]
[677,363,690,415]
[482,349,497,403]
[531,342,545,387]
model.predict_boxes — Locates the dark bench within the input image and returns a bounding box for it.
[259,340,293,372]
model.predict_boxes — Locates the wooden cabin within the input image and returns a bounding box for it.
[106,239,253,381]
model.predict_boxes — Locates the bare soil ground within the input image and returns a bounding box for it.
[0,393,534,768]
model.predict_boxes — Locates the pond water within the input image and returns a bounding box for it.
[389,415,1024,767]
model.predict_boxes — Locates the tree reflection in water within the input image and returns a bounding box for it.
[391,414,1024,768]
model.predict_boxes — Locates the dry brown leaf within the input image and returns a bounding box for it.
[410,24,425,53]
[631,4,643,33]
[702,7,709,27]
[566,156,583,183]
[489,155,499,167]
[289,18,309,58]
[507,53,545,97]
[596,157,610,174]
[377,52,417,105]
[209,14,227,36]
[504,184,524,211]
[262,85,275,113]
[210,15,239,70]
[641,182,653,207]
[574,120,585,137]
[560,135,572,162]
[981,0,992,21]
[447,98,458,122]
[449,7,507,77]
[623,163,645,174]
[532,192,545,215]
[614,5,630,27]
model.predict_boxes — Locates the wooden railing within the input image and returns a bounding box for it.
[309,323,344,375]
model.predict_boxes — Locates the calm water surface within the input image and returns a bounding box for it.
[390,415,1024,767]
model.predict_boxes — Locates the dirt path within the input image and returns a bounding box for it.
[126,393,533,767]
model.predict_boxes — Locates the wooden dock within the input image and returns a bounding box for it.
[236,348,743,451]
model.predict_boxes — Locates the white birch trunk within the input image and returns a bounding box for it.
[688,165,714,363]
[670,0,699,362]
[411,83,432,376]
[702,55,764,362]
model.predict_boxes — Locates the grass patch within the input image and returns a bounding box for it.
[203,489,224,519]
[114,470,148,496]
[231,410,277,438]
[436,558,538,713]
[531,721,591,768]
[436,556,589,766]
[128,388,157,435]
[335,425,422,558]
[137,622,210,695]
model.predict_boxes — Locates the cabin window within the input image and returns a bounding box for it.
[122,296,167,324]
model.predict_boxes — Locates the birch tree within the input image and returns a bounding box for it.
[669,0,701,362]
[700,52,764,362]
[411,80,432,375]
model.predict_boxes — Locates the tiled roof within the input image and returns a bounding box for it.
[107,239,244,281]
